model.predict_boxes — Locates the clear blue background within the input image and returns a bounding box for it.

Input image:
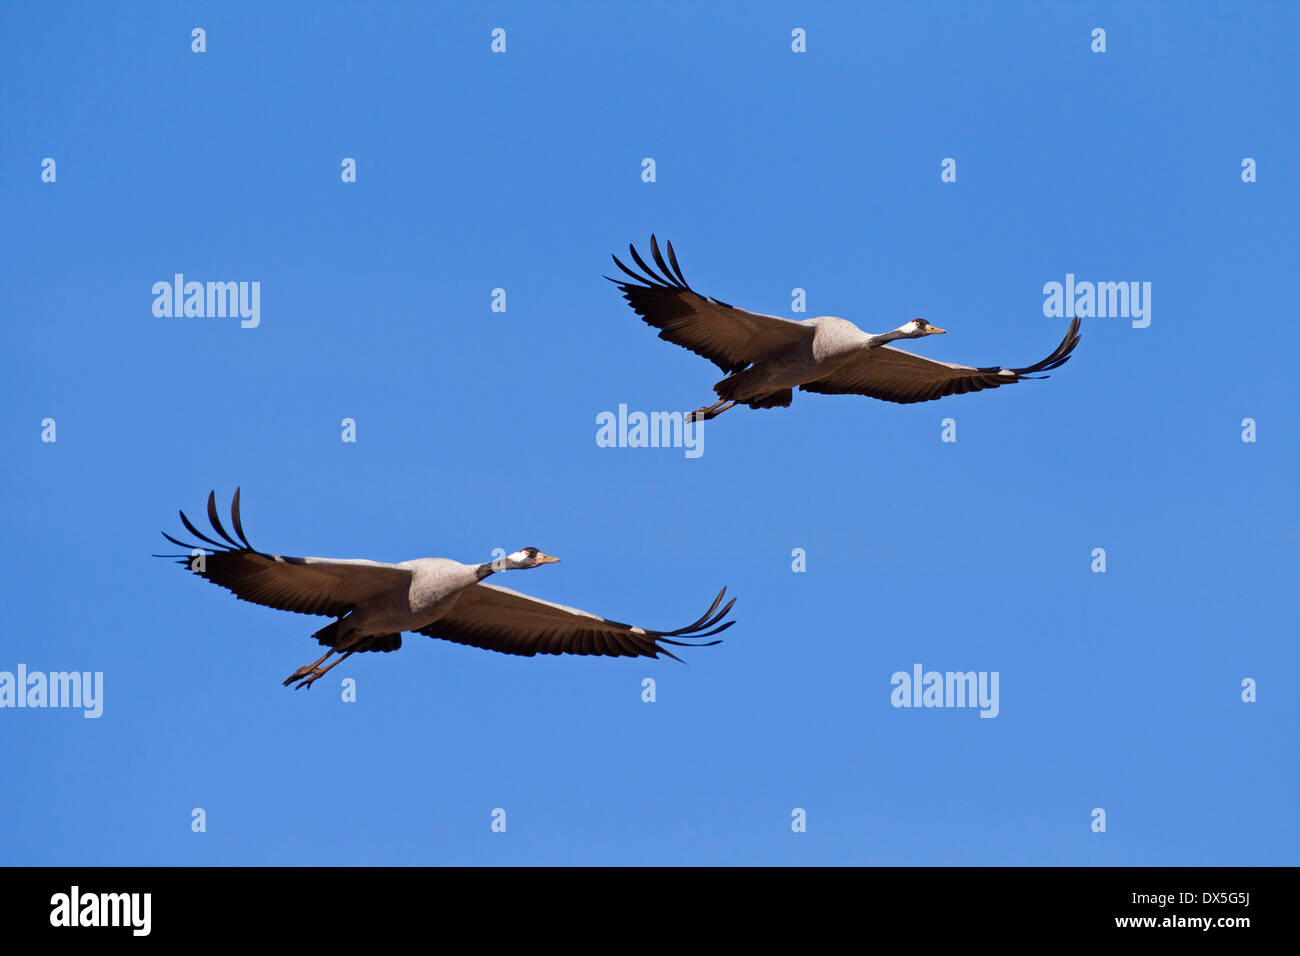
[2,1,1295,865]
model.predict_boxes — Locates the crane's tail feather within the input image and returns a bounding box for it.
[312,620,402,653]
[747,390,793,410]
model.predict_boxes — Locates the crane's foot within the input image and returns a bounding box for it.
[284,649,354,691]
[292,668,327,691]
[687,400,734,423]
[283,650,334,687]
[283,664,315,686]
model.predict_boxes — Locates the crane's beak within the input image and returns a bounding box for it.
[535,553,561,564]
[926,325,946,334]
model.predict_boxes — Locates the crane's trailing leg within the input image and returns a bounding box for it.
[292,650,355,691]
[687,400,735,423]
[283,649,334,687]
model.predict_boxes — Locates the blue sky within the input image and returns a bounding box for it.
[2,1,1296,865]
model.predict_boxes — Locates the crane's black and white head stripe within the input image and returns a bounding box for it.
[505,547,560,568]
[906,319,946,336]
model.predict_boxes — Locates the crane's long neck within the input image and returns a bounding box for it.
[475,555,532,579]
[866,325,915,347]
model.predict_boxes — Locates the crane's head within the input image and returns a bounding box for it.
[901,318,946,337]
[503,547,561,570]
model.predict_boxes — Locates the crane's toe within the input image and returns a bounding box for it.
[290,665,330,690]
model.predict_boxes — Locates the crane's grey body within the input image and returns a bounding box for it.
[609,236,1081,418]
[341,558,478,637]
[713,315,878,403]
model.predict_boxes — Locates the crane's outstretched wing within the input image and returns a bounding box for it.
[800,318,1081,404]
[608,235,812,374]
[155,489,411,617]
[417,583,736,661]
